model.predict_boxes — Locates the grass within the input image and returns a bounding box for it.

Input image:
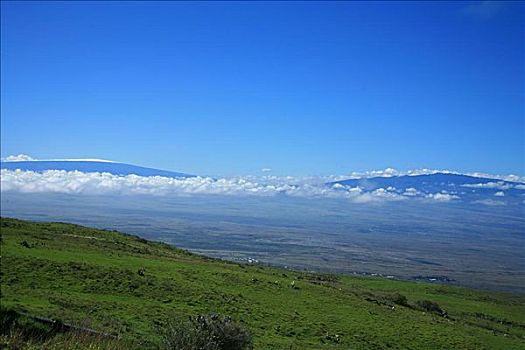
[0,306,127,350]
[1,217,524,349]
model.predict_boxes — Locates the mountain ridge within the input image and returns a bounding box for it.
[329,172,524,188]
[0,160,194,178]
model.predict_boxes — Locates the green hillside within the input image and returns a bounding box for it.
[1,217,524,349]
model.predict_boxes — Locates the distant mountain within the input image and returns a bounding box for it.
[329,173,525,204]
[1,160,193,178]
[329,173,521,190]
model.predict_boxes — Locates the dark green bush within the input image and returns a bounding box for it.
[388,293,409,307]
[162,314,252,350]
[416,300,447,316]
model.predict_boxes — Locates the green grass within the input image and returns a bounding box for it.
[1,217,524,349]
[0,306,127,350]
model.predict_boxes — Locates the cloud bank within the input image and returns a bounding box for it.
[425,192,460,202]
[462,182,513,190]
[473,199,506,206]
[3,154,35,162]
[1,169,460,203]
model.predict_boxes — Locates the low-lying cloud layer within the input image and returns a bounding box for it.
[3,154,34,162]
[2,154,524,183]
[1,169,460,203]
[462,181,513,190]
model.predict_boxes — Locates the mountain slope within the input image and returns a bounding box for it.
[329,173,525,203]
[0,160,193,178]
[1,218,524,349]
[330,172,521,188]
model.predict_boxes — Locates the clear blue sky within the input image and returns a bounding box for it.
[1,1,523,176]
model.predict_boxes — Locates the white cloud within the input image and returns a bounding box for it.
[351,187,406,203]
[425,193,460,202]
[403,187,419,196]
[6,167,525,205]
[0,170,331,199]
[51,158,115,163]
[0,169,422,204]
[461,182,513,190]
[474,199,506,206]
[261,168,272,173]
[2,154,34,162]
[347,167,404,179]
[331,183,346,189]
[465,172,525,183]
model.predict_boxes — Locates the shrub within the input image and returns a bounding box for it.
[162,314,252,350]
[388,293,409,307]
[416,300,447,316]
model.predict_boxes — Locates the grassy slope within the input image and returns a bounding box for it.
[1,217,524,349]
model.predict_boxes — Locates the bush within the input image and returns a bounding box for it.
[388,293,409,307]
[162,314,252,350]
[416,300,447,316]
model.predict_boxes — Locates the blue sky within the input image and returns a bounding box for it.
[1,1,523,176]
